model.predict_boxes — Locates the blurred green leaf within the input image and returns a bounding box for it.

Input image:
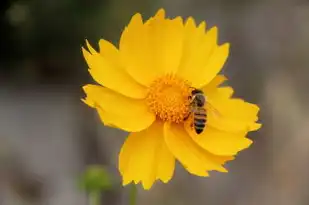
[79,165,113,193]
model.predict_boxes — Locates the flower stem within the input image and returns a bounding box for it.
[129,184,137,205]
[89,191,100,205]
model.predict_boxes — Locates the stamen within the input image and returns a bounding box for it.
[146,74,192,123]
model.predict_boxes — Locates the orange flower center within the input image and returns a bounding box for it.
[146,74,191,123]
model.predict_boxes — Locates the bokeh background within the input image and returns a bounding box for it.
[1,0,309,204]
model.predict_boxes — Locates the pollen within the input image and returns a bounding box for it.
[146,74,192,123]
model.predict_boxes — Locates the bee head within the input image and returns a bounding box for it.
[191,89,203,95]
[191,89,205,107]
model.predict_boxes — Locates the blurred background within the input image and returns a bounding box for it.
[1,0,309,204]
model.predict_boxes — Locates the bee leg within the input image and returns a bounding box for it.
[190,122,194,129]
[187,95,192,105]
[183,112,191,121]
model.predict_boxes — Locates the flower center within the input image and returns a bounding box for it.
[146,74,191,123]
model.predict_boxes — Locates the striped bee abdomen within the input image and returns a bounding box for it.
[193,108,207,134]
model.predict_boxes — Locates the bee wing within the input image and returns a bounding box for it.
[205,101,222,119]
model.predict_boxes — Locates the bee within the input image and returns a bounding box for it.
[187,88,207,134]
[185,88,221,134]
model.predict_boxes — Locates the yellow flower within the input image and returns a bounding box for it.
[81,9,261,190]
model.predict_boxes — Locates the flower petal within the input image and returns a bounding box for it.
[177,20,209,83]
[164,122,227,177]
[203,74,227,92]
[147,16,184,75]
[197,42,230,88]
[120,10,184,87]
[145,8,165,24]
[208,87,234,99]
[202,80,261,132]
[81,98,116,128]
[177,23,228,88]
[119,121,175,189]
[185,124,253,156]
[82,85,155,132]
[82,40,147,99]
[98,39,118,62]
[207,97,260,132]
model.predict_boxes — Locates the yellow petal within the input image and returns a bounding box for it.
[203,75,227,93]
[85,39,97,54]
[177,24,227,88]
[221,100,259,122]
[120,12,184,87]
[98,39,118,63]
[155,8,165,19]
[200,26,218,65]
[82,98,120,129]
[207,97,260,132]
[82,40,146,99]
[119,121,175,190]
[250,123,262,131]
[145,8,165,24]
[208,87,234,99]
[155,140,175,183]
[197,43,230,88]
[82,85,155,132]
[164,122,227,177]
[202,80,261,132]
[198,21,206,31]
[185,125,253,156]
[97,107,150,131]
[148,16,184,74]
[177,19,208,83]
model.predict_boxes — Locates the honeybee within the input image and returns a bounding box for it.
[188,88,207,134]
[185,88,221,134]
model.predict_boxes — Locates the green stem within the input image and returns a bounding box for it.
[129,184,137,205]
[89,191,101,205]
